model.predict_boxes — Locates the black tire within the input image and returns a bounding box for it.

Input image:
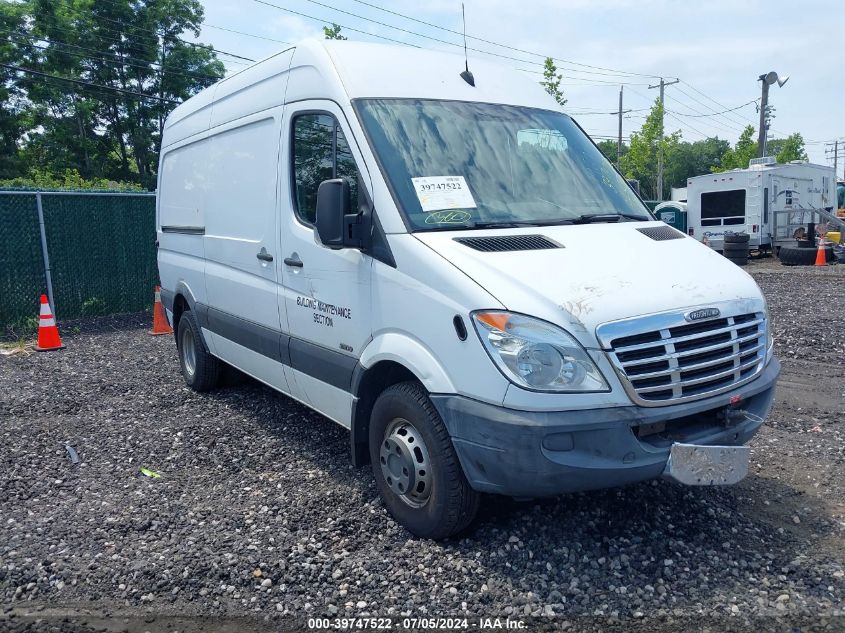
[723,243,748,255]
[778,244,833,266]
[176,309,222,391]
[369,381,479,539]
[726,256,748,266]
[724,232,750,244]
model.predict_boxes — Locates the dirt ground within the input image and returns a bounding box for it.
[1,259,843,633]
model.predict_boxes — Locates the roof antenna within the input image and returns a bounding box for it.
[459,3,475,87]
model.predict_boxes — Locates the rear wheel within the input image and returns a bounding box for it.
[369,382,479,539]
[177,310,222,391]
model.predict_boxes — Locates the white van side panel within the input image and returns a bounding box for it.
[157,135,213,317]
[202,109,290,393]
[209,49,293,129]
[287,369,353,428]
[207,332,287,393]
[161,87,216,149]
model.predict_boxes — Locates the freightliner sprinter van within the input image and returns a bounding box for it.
[157,40,780,539]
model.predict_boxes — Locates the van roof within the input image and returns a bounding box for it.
[163,39,559,147]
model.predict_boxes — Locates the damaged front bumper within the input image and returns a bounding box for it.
[431,357,779,498]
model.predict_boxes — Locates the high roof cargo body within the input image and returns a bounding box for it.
[156,39,780,538]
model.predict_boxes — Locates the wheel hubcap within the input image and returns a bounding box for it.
[180,326,196,377]
[379,418,432,508]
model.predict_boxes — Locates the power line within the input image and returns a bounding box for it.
[678,80,758,128]
[673,84,750,131]
[253,0,422,47]
[0,62,181,104]
[90,11,256,62]
[348,0,661,79]
[295,0,665,80]
[2,29,221,83]
[203,23,292,45]
[667,99,757,118]
[62,0,255,63]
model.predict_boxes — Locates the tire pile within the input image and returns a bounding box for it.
[779,242,834,266]
[722,232,749,266]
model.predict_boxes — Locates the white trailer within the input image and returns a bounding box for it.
[686,159,836,251]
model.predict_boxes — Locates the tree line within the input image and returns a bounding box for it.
[539,58,808,200]
[0,0,224,190]
[0,10,810,194]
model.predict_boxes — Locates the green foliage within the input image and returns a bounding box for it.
[771,133,807,163]
[0,167,143,190]
[540,58,566,107]
[664,137,730,188]
[1,0,226,189]
[713,125,757,171]
[0,0,29,179]
[620,98,680,199]
[596,139,623,163]
[323,24,347,40]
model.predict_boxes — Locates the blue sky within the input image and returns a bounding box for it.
[187,0,845,167]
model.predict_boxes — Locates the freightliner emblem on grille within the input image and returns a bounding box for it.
[685,307,721,322]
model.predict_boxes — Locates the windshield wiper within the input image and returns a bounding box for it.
[468,219,575,229]
[571,213,649,224]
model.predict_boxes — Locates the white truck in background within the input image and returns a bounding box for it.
[686,159,836,252]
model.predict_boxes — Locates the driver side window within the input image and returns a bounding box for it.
[292,112,360,225]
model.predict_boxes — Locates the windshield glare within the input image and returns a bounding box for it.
[355,99,649,231]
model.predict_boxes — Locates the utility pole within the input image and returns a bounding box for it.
[610,86,631,168]
[648,77,678,201]
[757,71,789,158]
[757,76,769,158]
[825,139,845,180]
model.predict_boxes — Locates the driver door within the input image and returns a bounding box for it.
[278,102,373,426]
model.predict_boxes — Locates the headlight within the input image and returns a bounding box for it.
[472,311,608,392]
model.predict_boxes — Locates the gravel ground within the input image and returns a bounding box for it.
[1,261,844,632]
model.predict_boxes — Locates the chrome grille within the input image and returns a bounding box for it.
[598,310,767,406]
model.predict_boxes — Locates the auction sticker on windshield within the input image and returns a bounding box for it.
[411,176,477,212]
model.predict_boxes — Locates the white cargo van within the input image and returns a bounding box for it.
[157,40,779,539]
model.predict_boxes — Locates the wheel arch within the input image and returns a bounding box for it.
[350,334,457,466]
[171,281,202,342]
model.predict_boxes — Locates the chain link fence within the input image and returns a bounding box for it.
[1,190,157,335]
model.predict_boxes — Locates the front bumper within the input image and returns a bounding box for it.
[431,357,780,498]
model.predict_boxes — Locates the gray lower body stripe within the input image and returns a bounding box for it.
[195,303,353,391]
[290,337,357,392]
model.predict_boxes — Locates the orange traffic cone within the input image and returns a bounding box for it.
[814,238,827,266]
[35,294,64,351]
[150,286,173,335]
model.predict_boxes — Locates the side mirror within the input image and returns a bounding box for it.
[315,178,351,249]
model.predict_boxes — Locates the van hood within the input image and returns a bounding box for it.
[413,222,765,347]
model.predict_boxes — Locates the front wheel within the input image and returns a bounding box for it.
[369,382,479,539]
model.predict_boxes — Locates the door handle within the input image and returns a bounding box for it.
[283,256,303,268]
[256,248,273,262]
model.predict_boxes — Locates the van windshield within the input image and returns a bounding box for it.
[354,99,649,231]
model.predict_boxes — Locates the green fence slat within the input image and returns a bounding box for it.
[0,194,46,331]
[41,193,158,320]
[1,190,158,330]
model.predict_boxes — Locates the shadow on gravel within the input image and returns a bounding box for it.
[220,369,836,570]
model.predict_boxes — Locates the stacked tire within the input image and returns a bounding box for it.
[723,232,749,266]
